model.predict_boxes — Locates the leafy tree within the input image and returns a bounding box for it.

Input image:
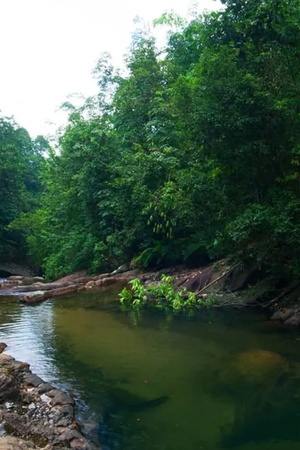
[19,0,300,279]
[0,115,43,263]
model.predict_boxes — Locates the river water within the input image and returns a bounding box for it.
[1,287,300,450]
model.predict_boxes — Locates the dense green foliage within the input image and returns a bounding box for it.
[8,0,300,279]
[0,116,43,264]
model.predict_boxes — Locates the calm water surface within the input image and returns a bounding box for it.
[1,288,300,450]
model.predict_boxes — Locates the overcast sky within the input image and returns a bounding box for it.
[0,0,221,138]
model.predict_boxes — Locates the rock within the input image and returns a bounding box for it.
[284,313,300,326]
[0,373,18,402]
[72,277,94,284]
[108,387,169,412]
[95,277,116,287]
[119,269,140,279]
[0,263,33,277]
[36,382,54,394]
[71,437,97,450]
[1,412,29,437]
[0,436,36,449]
[112,264,130,275]
[57,428,83,442]
[55,271,87,284]
[50,284,79,298]
[226,265,259,291]
[31,282,44,287]
[40,393,51,403]
[21,290,45,298]
[0,346,93,448]
[86,281,96,288]
[77,286,86,292]
[21,277,44,286]
[47,388,63,398]
[270,309,295,321]
[7,276,24,281]
[20,293,46,305]
[235,349,288,383]
[56,417,73,427]
[57,404,74,418]
[0,344,7,354]
[23,373,43,387]
[30,277,44,282]
[13,282,72,293]
[176,268,213,292]
[81,420,98,436]
[48,391,74,406]
[95,273,111,280]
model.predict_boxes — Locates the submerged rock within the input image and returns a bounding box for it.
[211,349,299,448]
[202,347,290,428]
[231,349,288,385]
[107,387,169,412]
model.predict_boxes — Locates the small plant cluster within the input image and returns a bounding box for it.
[119,275,215,311]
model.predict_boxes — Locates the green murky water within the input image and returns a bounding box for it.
[1,287,300,449]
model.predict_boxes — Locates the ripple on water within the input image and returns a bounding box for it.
[0,298,60,384]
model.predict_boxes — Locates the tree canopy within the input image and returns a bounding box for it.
[5,0,300,279]
[0,116,44,264]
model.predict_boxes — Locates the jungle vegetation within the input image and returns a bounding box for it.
[3,0,300,280]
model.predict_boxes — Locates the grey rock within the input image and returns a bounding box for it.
[56,417,73,427]
[58,428,83,442]
[284,313,300,326]
[36,382,54,394]
[112,264,130,275]
[23,373,43,387]
[49,391,74,407]
[47,389,62,397]
[270,309,296,321]
[0,373,18,402]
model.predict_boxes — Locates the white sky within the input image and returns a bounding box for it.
[0,0,220,138]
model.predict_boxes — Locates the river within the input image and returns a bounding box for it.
[1,287,300,450]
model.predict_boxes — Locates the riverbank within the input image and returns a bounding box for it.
[1,260,300,326]
[0,343,98,450]
[0,260,252,307]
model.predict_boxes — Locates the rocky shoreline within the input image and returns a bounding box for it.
[0,269,141,305]
[0,261,249,307]
[0,343,99,450]
[1,261,300,325]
